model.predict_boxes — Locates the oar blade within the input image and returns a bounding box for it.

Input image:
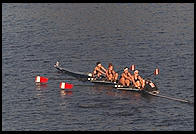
[154,68,159,75]
[130,64,135,71]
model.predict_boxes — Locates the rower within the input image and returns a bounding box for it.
[133,70,145,89]
[92,62,106,78]
[119,67,135,87]
[144,78,158,92]
[106,63,118,82]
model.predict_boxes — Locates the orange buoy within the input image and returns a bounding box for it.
[35,76,48,83]
[60,82,73,89]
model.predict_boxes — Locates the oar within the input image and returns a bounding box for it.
[148,92,192,104]
[145,68,159,78]
[49,77,87,81]
[130,64,135,72]
[116,64,136,74]
[116,68,124,74]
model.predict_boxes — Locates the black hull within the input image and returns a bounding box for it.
[54,64,90,79]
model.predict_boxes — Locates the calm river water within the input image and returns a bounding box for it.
[2,3,194,131]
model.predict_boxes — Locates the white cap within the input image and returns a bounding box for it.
[124,67,128,71]
[134,70,139,74]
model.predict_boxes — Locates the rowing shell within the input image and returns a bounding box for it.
[89,78,117,85]
[54,61,117,85]
[54,62,91,78]
[54,61,159,94]
[114,84,160,95]
[54,62,192,103]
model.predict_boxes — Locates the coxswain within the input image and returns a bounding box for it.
[144,78,158,92]
[106,63,119,82]
[119,67,135,87]
[92,62,107,78]
[133,70,145,89]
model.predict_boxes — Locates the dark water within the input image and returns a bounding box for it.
[2,3,194,131]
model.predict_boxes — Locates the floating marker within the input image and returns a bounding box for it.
[66,83,73,89]
[130,65,135,71]
[35,76,48,83]
[60,82,73,89]
[154,68,159,75]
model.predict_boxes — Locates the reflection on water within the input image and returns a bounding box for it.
[60,90,73,97]
[90,84,159,106]
[91,84,143,98]
[35,83,48,90]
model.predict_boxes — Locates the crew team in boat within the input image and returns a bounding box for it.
[92,62,147,89]
[55,61,158,92]
[55,61,193,103]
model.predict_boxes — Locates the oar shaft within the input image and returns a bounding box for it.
[145,73,154,78]
[49,78,80,80]
[154,94,190,103]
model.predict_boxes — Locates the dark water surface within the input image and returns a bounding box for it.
[2,3,194,131]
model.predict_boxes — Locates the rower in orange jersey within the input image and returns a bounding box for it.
[119,67,135,87]
[92,62,107,78]
[106,63,119,82]
[133,70,145,89]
